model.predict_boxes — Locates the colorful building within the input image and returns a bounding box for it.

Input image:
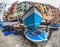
[47,5,60,23]
[4,1,60,22]
[16,1,38,15]
[4,2,18,21]
[37,3,50,21]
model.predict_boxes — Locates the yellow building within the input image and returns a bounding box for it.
[37,3,53,21]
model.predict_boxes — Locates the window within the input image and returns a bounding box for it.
[18,3,21,6]
[19,3,21,5]
[47,14,50,16]
[17,4,19,6]
[20,6,21,8]
[0,4,2,6]
[46,13,48,16]
[49,14,50,16]
[17,7,22,11]
[28,3,30,5]
[0,10,2,12]
[24,5,26,7]
[46,5,48,8]
[44,8,46,12]
[0,7,3,9]
[47,8,49,11]
[42,4,44,7]
[24,9,26,12]
[24,2,26,4]
[52,10,55,13]
[18,9,22,12]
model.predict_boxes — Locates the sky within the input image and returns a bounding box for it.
[0,0,60,11]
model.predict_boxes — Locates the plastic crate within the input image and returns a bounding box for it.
[4,30,11,36]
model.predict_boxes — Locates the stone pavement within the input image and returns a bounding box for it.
[0,30,32,47]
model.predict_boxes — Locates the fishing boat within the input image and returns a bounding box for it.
[22,6,48,42]
[51,24,60,27]
[51,21,60,27]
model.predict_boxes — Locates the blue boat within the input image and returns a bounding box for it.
[22,7,42,30]
[22,6,48,42]
[51,24,60,27]
[24,30,48,42]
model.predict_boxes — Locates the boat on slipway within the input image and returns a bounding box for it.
[22,6,48,42]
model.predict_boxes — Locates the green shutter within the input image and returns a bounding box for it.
[24,5,26,7]
[24,9,26,12]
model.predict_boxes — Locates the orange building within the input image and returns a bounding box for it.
[11,2,17,14]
